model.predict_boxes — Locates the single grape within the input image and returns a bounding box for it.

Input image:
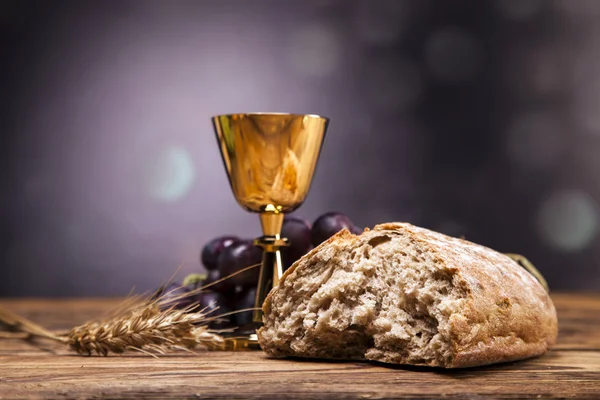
[281,216,312,271]
[217,240,262,288]
[198,291,232,329]
[203,268,232,294]
[311,212,363,247]
[220,285,245,315]
[153,283,195,311]
[201,235,239,270]
[231,287,257,328]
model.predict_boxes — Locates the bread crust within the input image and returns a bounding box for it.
[259,222,558,368]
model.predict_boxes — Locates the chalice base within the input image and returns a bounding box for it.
[217,333,261,351]
[213,244,285,351]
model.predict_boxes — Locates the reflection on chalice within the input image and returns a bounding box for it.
[212,113,329,350]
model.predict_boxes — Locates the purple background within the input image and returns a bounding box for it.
[1,0,599,296]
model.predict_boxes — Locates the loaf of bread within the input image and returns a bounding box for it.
[257,222,558,368]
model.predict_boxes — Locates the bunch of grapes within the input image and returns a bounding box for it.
[154,212,362,330]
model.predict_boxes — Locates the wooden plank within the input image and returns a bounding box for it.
[0,294,599,399]
[552,294,600,350]
[0,351,599,399]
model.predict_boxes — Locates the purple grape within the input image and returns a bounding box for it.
[231,287,257,328]
[203,268,228,293]
[201,235,239,270]
[311,212,363,247]
[217,240,262,288]
[281,216,313,271]
[198,291,232,329]
[153,283,195,311]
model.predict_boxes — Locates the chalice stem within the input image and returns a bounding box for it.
[253,249,284,323]
[252,209,287,324]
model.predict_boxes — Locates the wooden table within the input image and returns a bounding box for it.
[0,294,599,399]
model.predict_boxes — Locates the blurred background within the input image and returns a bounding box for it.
[1,0,599,297]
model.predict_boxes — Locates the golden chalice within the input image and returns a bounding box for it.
[212,113,328,349]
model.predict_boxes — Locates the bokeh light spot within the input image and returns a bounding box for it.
[146,146,195,202]
[286,23,342,79]
[425,28,481,84]
[537,190,599,252]
[506,112,564,170]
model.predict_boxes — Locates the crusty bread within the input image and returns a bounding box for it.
[257,222,558,368]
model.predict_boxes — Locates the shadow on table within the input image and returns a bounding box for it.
[270,354,558,378]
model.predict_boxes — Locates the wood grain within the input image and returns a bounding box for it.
[0,293,599,399]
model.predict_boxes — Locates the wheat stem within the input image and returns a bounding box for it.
[0,265,262,356]
[0,306,66,343]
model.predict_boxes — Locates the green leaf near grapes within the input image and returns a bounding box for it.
[182,273,207,287]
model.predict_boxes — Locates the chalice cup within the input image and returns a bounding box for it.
[212,113,328,348]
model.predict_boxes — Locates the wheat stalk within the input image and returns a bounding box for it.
[0,263,261,356]
[66,304,223,356]
[0,300,225,356]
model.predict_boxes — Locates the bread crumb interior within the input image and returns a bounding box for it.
[260,230,468,366]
